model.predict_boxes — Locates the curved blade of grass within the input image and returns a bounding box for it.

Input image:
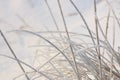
[94,0,102,79]
[69,0,96,46]
[13,30,77,76]
[44,0,63,40]
[0,54,53,80]
[0,30,30,80]
[57,0,81,79]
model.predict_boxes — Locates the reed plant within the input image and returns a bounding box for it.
[0,0,120,80]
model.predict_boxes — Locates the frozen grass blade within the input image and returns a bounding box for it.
[0,30,30,80]
[15,30,77,75]
[0,54,53,80]
[93,0,102,79]
[110,17,116,79]
[69,0,96,46]
[44,0,63,40]
[57,0,81,79]
[105,9,111,39]
[37,47,69,70]
[105,0,120,29]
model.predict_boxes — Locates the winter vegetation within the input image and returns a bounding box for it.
[0,0,120,80]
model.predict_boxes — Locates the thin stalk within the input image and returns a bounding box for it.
[105,0,120,29]
[0,30,30,80]
[44,0,64,49]
[110,17,115,79]
[105,9,114,79]
[112,10,120,28]
[44,0,63,40]
[94,0,102,79]
[69,0,96,46]
[96,16,120,67]
[47,59,65,80]
[102,9,110,63]
[17,30,77,77]
[68,3,101,77]
[0,54,53,80]
[37,47,69,70]
[57,0,81,80]
[105,9,111,39]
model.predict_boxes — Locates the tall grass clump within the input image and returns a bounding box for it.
[0,0,120,80]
